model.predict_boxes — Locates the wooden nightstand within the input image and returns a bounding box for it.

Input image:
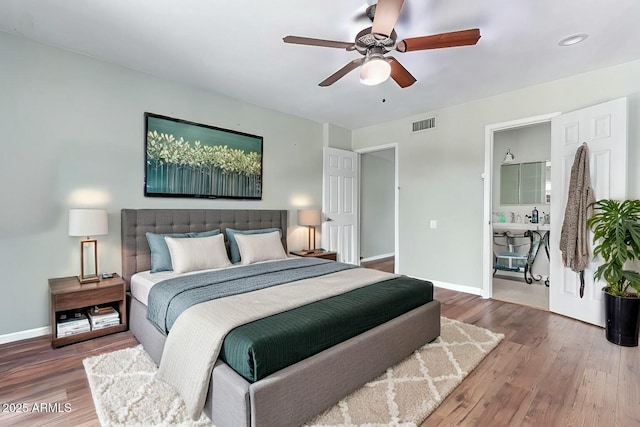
[49,274,127,347]
[290,250,338,261]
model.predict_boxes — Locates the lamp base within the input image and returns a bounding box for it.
[306,226,317,254]
[78,275,100,284]
[79,238,99,285]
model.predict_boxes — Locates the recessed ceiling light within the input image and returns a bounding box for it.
[559,34,588,46]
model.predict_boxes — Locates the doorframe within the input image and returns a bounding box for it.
[482,113,560,298]
[355,143,399,273]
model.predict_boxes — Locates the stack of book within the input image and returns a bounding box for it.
[57,312,90,337]
[87,306,120,330]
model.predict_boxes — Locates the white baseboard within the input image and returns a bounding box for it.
[360,253,395,263]
[433,280,484,296]
[0,326,50,345]
[406,275,483,296]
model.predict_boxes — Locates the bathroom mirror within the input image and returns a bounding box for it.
[500,164,520,204]
[500,161,550,205]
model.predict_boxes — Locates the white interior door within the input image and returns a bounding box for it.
[549,97,627,326]
[322,147,359,264]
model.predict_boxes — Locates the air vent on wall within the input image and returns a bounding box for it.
[412,117,436,133]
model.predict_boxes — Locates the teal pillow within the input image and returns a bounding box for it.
[225,228,281,264]
[146,229,220,273]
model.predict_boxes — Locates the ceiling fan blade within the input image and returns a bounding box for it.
[371,0,405,37]
[319,58,365,86]
[283,35,354,50]
[396,28,481,52]
[388,57,416,88]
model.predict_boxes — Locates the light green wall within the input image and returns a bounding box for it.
[0,33,325,337]
[324,123,352,150]
[353,60,640,290]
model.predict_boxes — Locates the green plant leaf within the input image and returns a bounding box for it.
[589,199,640,294]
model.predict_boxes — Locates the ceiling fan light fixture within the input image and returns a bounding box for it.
[359,57,391,85]
[284,2,481,88]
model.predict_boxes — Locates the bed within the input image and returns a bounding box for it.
[121,208,441,427]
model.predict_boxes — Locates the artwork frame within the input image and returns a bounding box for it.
[144,112,263,200]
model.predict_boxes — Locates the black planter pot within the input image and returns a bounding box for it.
[603,290,640,347]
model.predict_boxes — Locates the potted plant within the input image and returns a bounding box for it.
[587,199,640,346]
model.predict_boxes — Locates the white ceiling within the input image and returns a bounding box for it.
[2,0,640,129]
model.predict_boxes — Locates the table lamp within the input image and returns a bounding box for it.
[68,209,108,284]
[298,209,322,253]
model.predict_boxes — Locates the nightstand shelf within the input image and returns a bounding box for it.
[290,250,337,261]
[49,274,127,347]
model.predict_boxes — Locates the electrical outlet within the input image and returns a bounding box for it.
[430,220,437,229]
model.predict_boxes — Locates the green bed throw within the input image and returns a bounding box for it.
[219,275,434,382]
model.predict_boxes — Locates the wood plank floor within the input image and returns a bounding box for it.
[423,289,639,427]
[1,262,638,426]
[361,256,395,273]
[0,332,137,426]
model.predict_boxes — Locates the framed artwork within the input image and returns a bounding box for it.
[144,113,263,200]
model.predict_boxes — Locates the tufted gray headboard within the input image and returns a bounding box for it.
[121,208,288,289]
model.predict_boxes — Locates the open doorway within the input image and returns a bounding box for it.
[483,113,560,310]
[357,144,398,273]
[491,124,551,310]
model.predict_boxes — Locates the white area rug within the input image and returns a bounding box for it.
[83,345,211,426]
[305,317,504,426]
[84,317,503,426]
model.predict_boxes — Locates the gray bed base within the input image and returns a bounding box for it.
[121,208,441,427]
[130,296,440,427]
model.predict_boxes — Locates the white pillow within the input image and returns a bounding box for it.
[235,230,288,264]
[164,233,231,274]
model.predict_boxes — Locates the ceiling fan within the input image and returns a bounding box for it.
[283,0,480,88]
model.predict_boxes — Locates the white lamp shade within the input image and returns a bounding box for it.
[359,58,391,86]
[68,209,108,237]
[298,209,322,227]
